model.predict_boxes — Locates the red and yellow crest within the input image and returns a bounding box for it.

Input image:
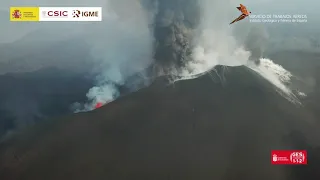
[12,10,22,19]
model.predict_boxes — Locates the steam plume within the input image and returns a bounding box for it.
[75,0,305,111]
[74,0,155,111]
[170,0,302,103]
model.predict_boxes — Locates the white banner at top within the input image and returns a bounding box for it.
[39,7,102,21]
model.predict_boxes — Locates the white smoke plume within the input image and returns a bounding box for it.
[0,0,156,112]
[173,0,303,103]
[175,0,251,75]
[73,0,155,111]
[247,59,300,103]
[1,0,307,113]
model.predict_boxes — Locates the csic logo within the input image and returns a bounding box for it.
[12,9,22,19]
[42,10,68,17]
[72,10,99,18]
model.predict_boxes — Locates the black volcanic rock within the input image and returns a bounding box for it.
[0,66,320,180]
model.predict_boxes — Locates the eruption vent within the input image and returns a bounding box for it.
[95,102,103,109]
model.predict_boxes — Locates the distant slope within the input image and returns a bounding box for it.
[1,66,320,180]
[0,68,93,138]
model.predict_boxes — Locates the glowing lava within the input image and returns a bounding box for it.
[95,102,103,109]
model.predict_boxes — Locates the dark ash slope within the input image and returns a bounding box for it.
[0,68,93,139]
[0,66,320,180]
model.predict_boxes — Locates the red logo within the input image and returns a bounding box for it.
[271,150,307,165]
[12,9,22,19]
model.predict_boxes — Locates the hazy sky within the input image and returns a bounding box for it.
[1,0,319,43]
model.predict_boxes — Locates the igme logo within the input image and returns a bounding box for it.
[72,9,99,18]
[72,10,80,17]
